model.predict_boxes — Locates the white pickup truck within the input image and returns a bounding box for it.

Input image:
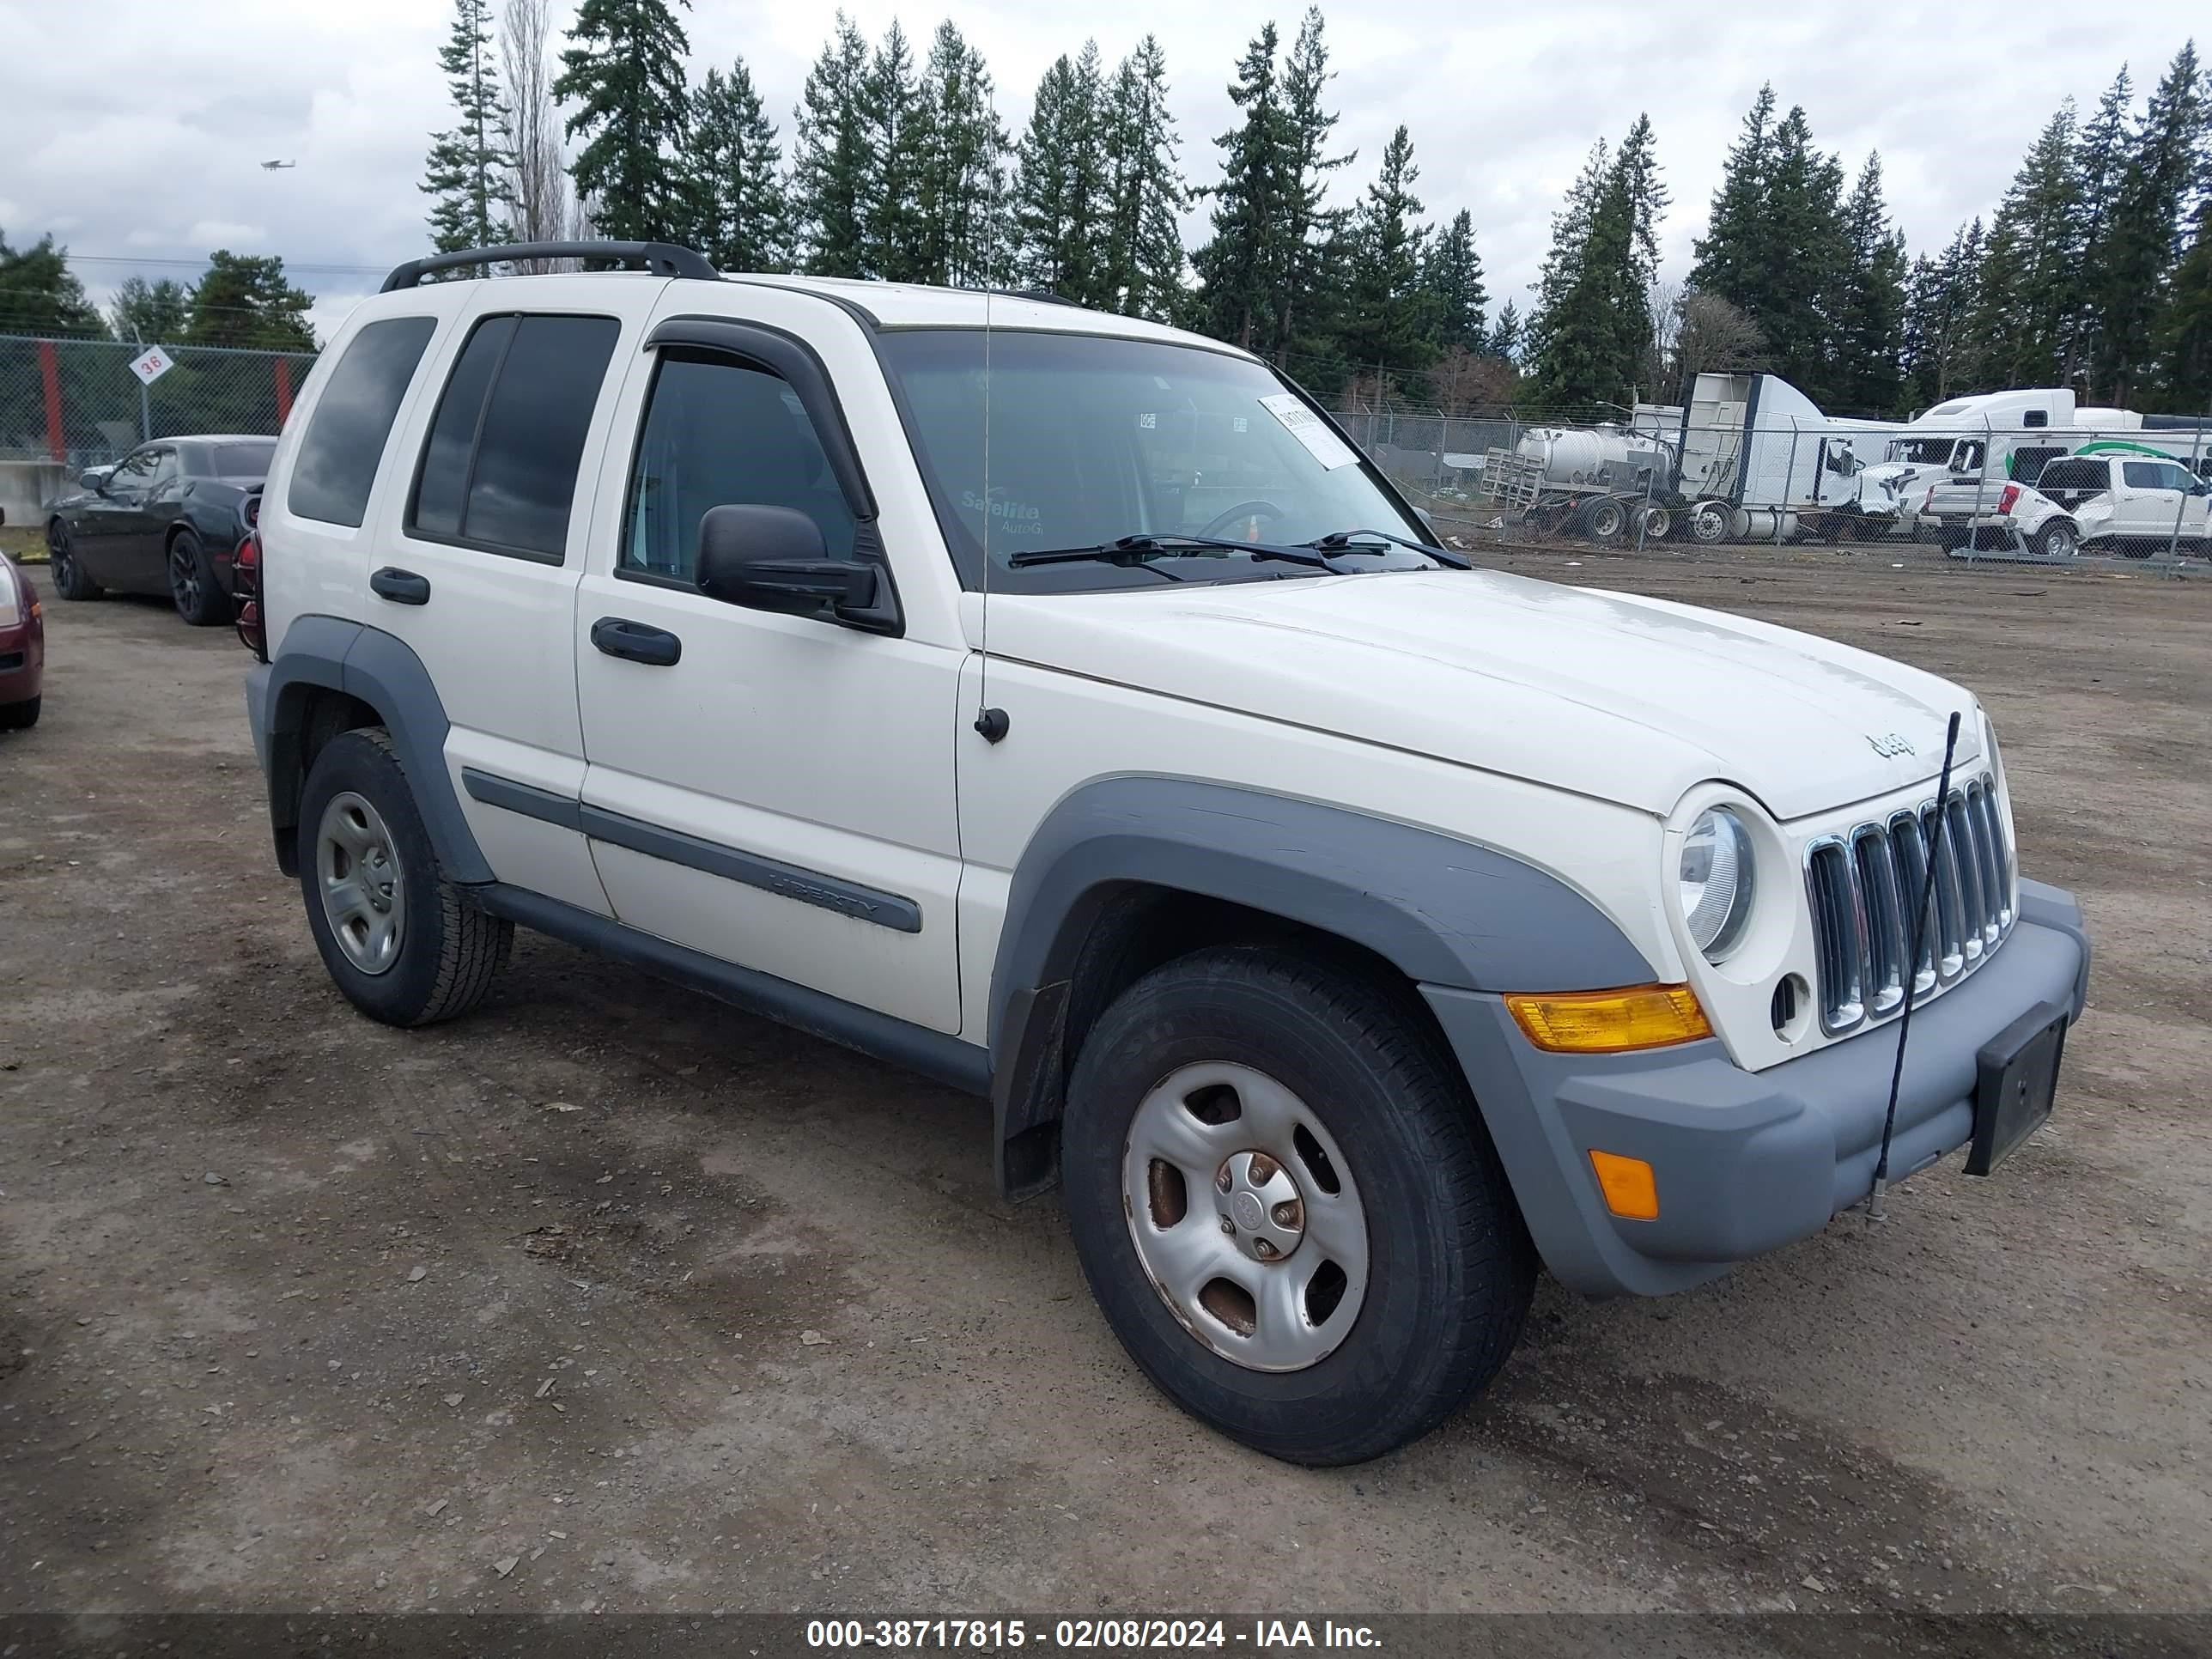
[240,240,2093,1465]
[1923,451,2211,558]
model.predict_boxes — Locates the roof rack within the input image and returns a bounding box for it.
[985,287,1077,308]
[380,240,719,292]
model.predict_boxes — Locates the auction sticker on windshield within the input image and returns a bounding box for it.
[1258,392,1358,470]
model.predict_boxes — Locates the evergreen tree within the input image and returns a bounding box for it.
[686,58,788,272]
[1830,153,1909,414]
[0,232,106,337]
[2155,200,2212,409]
[1098,37,1190,322]
[1420,209,1486,354]
[1899,219,1984,408]
[108,276,191,343]
[1966,106,2081,390]
[1338,125,1434,382]
[865,21,933,282]
[1528,133,1653,409]
[1486,298,1522,363]
[2061,68,2136,386]
[1011,43,1109,302]
[791,14,874,276]
[1194,24,1289,351]
[554,0,691,243]
[422,0,514,256]
[1688,86,1777,311]
[2092,42,2205,401]
[911,22,1010,289]
[186,252,315,351]
[1273,8,1357,367]
[1612,112,1668,289]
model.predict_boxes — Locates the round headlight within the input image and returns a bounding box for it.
[1680,807,1755,960]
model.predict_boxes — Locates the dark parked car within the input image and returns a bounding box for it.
[0,509,44,730]
[46,434,272,625]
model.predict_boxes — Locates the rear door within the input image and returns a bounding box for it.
[360,277,666,915]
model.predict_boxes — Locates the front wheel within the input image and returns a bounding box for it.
[1060,947,1535,1466]
[1685,500,1730,544]
[48,520,100,600]
[297,727,513,1026]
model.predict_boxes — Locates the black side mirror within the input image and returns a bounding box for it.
[81,467,112,494]
[696,504,878,620]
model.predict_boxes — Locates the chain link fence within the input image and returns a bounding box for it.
[0,334,317,466]
[1340,408,2212,574]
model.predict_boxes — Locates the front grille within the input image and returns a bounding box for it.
[1804,775,2014,1035]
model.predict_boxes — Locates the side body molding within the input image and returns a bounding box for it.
[256,616,490,882]
[987,776,1656,1196]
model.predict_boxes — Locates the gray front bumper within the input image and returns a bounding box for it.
[1425,878,2091,1297]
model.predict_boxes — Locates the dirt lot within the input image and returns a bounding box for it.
[2,546,2208,1627]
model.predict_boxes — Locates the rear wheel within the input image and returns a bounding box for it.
[1578,496,1628,544]
[1633,504,1672,542]
[1060,946,1535,1466]
[0,696,38,731]
[168,529,231,626]
[2028,521,2078,561]
[297,727,512,1026]
[47,520,100,600]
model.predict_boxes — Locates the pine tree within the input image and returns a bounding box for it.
[1613,112,1668,289]
[1486,298,1522,363]
[2062,68,2136,387]
[422,0,514,256]
[0,232,106,337]
[864,21,933,282]
[1012,43,1109,302]
[186,252,315,351]
[1830,153,1909,414]
[1966,106,2082,389]
[1097,37,1190,322]
[554,0,691,244]
[1688,86,1777,311]
[911,22,1010,289]
[1421,210,1486,354]
[2155,200,2212,410]
[791,13,874,276]
[1899,219,1984,408]
[1193,24,1290,353]
[1338,125,1433,383]
[2093,43,2205,402]
[1273,8,1357,367]
[686,59,788,272]
[108,276,191,343]
[1528,135,1653,410]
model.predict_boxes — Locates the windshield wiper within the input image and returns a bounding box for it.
[1305,528,1472,568]
[1006,533,1351,573]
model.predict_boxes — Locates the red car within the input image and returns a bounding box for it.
[1,508,45,730]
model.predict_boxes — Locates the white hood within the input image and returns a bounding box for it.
[976,568,1979,820]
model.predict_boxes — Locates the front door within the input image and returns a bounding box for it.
[74,444,162,590]
[571,313,965,1033]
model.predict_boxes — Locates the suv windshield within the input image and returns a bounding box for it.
[877,329,1435,592]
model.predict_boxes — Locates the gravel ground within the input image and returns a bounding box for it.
[0,546,2206,1631]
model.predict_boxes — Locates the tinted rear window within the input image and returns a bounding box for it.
[408,313,618,560]
[2034,460,2107,494]
[286,318,437,526]
[211,442,275,478]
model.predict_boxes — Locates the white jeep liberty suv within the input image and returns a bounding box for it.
[241,242,2092,1466]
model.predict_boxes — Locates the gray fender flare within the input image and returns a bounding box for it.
[258,616,490,883]
[987,775,1655,1193]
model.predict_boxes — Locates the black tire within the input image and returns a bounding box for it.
[297,727,512,1027]
[167,529,231,626]
[1060,945,1535,1466]
[48,520,100,600]
[2027,520,2078,560]
[0,696,39,731]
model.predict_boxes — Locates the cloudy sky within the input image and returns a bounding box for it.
[1,0,2197,340]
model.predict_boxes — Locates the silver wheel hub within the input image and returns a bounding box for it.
[1122,1061,1369,1373]
[316,791,405,975]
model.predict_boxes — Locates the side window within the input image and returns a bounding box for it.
[146,448,180,489]
[287,316,437,527]
[409,312,620,562]
[2123,461,2164,489]
[2009,446,2066,483]
[2022,410,2048,428]
[620,351,856,581]
[110,447,160,489]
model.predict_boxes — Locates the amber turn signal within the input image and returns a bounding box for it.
[1587,1150,1660,1219]
[1503,983,1713,1053]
